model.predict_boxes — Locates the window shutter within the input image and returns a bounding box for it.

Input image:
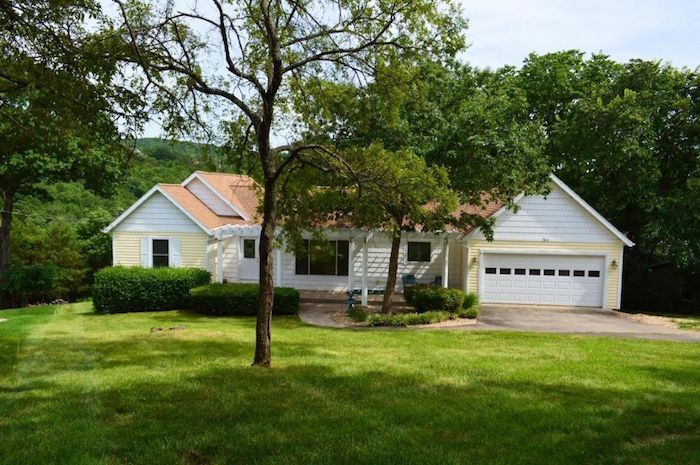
[170,238,181,267]
[140,237,151,267]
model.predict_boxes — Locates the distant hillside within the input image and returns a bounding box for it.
[133,137,218,163]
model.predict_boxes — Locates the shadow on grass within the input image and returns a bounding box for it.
[1,312,699,465]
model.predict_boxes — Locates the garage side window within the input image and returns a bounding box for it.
[152,239,169,267]
[407,242,431,262]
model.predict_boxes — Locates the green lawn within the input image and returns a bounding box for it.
[1,303,699,465]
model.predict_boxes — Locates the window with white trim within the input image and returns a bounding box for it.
[407,242,431,262]
[152,239,169,267]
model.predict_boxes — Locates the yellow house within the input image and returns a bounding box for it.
[104,171,633,309]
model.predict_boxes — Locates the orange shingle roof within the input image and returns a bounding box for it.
[159,184,254,230]
[161,171,504,234]
[195,171,260,221]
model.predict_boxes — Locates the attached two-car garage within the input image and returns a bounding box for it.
[480,253,605,307]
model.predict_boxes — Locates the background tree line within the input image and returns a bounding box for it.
[3,54,697,312]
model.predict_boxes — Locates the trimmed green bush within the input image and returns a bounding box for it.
[404,285,467,312]
[92,267,211,313]
[189,283,300,316]
[368,311,457,327]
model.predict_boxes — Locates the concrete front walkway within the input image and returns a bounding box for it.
[298,299,700,342]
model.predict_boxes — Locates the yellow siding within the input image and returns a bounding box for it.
[112,231,210,269]
[466,240,624,309]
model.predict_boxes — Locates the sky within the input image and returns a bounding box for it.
[460,0,699,70]
[138,0,699,138]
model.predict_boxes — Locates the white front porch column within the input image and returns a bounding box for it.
[275,246,283,286]
[216,239,224,283]
[461,244,469,291]
[442,237,449,288]
[361,235,369,306]
[348,238,355,293]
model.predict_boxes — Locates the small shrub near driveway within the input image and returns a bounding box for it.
[346,305,368,322]
[457,306,479,319]
[93,267,211,313]
[189,283,300,316]
[366,296,480,326]
[368,311,458,327]
[404,286,476,312]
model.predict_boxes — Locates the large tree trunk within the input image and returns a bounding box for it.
[381,233,402,314]
[253,120,277,366]
[0,191,14,309]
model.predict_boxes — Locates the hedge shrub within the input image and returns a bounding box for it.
[92,267,211,313]
[404,285,474,312]
[189,283,300,316]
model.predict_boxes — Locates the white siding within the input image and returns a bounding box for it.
[278,232,449,292]
[113,192,202,233]
[471,184,617,243]
[185,178,238,216]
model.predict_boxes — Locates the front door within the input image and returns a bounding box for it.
[239,237,259,280]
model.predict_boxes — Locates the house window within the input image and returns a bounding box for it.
[588,270,600,278]
[499,268,511,275]
[573,270,585,277]
[485,267,497,274]
[514,268,526,275]
[243,239,256,259]
[529,269,541,275]
[558,270,570,276]
[152,239,169,267]
[407,242,431,262]
[295,240,349,276]
[544,269,555,276]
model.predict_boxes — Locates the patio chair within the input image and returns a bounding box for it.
[402,274,417,291]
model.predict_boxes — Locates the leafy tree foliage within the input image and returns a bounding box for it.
[0,0,144,306]
[279,145,458,313]
[517,52,699,278]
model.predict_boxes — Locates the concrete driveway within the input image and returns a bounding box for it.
[298,300,700,342]
[472,304,700,342]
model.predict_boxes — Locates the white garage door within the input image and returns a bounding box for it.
[481,254,605,307]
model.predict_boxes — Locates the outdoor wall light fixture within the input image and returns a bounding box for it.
[611,259,618,269]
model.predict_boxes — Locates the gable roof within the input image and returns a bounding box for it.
[105,171,632,246]
[467,174,634,246]
[549,174,634,246]
[102,185,216,235]
[158,184,253,230]
[182,171,259,221]
[103,173,261,235]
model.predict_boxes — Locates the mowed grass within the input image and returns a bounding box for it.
[1,303,699,465]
